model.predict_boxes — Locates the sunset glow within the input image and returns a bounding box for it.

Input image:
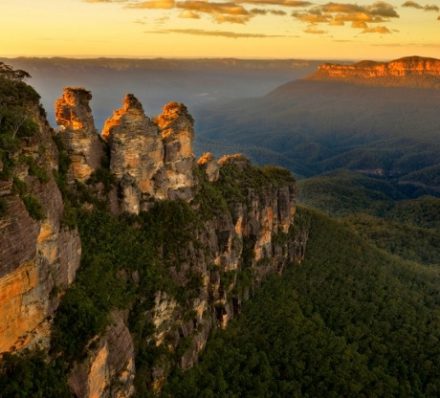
[1,0,439,59]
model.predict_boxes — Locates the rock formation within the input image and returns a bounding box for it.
[308,56,440,88]
[198,152,220,182]
[55,87,104,182]
[102,96,196,213]
[68,312,135,398]
[102,94,164,213]
[155,102,196,201]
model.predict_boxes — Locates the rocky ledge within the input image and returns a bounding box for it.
[308,56,440,88]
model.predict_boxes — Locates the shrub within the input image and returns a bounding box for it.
[22,194,44,220]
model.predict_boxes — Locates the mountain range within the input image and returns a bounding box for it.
[196,56,440,196]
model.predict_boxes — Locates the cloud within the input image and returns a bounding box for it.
[304,26,327,33]
[179,9,200,18]
[402,1,439,12]
[177,1,249,15]
[238,0,312,7]
[146,28,290,37]
[362,25,391,33]
[84,0,127,2]
[293,1,399,33]
[127,0,175,8]
[175,1,252,23]
[250,8,287,15]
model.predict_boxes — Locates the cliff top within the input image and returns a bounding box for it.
[307,56,440,88]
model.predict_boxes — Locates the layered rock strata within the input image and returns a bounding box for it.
[0,98,81,355]
[309,56,440,88]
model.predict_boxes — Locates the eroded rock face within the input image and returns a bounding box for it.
[309,56,440,88]
[68,312,135,398]
[155,102,196,201]
[102,96,196,213]
[0,101,81,354]
[146,154,304,391]
[55,87,104,182]
[102,94,163,213]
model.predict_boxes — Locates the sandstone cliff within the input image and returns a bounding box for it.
[0,77,81,355]
[0,75,308,398]
[308,56,440,88]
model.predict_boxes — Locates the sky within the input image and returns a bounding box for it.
[0,0,439,59]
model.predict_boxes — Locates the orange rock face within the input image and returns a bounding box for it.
[0,262,43,353]
[102,95,196,213]
[309,56,440,88]
[55,87,104,183]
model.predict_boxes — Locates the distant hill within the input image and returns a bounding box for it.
[298,170,440,265]
[196,57,440,191]
[308,56,440,88]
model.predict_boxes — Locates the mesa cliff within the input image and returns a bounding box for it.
[0,71,308,398]
[308,56,440,88]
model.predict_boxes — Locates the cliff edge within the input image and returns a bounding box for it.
[308,56,440,88]
[0,66,308,398]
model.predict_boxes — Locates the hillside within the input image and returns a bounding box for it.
[163,207,440,397]
[195,57,440,192]
[298,171,440,266]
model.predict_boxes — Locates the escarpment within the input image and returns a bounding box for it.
[0,75,308,398]
[308,56,440,88]
[0,77,81,355]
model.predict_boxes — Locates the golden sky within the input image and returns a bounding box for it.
[0,0,439,59]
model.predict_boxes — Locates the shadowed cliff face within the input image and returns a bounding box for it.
[308,56,440,88]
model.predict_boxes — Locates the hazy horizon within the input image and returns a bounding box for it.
[1,0,440,59]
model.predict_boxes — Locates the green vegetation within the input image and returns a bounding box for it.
[22,156,49,183]
[163,207,440,397]
[11,177,45,220]
[298,171,404,217]
[346,213,440,265]
[0,197,7,217]
[21,194,44,221]
[298,170,440,266]
[0,62,40,179]
[217,160,295,206]
[0,350,72,398]
[51,201,198,361]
